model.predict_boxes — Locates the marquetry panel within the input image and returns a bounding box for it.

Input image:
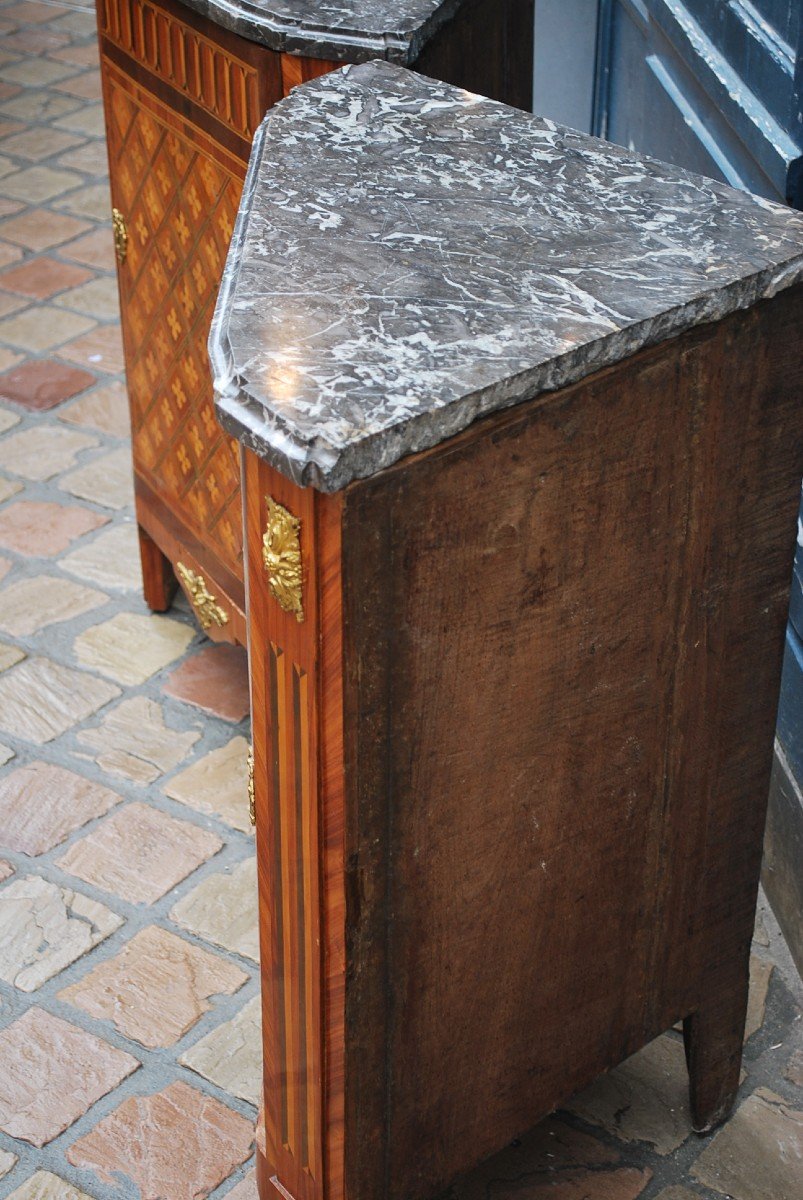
[104,60,244,576]
[245,452,346,1200]
[98,0,265,138]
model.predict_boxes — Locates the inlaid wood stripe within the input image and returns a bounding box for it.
[292,665,310,1170]
[269,642,290,1149]
[99,0,263,138]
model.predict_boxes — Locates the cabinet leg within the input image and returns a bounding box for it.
[138,525,177,612]
[683,974,748,1134]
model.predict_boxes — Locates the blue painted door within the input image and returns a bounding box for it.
[595,0,803,786]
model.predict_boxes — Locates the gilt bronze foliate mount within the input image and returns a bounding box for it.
[262,496,304,622]
[176,562,229,631]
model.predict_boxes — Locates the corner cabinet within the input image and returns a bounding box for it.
[96,0,535,643]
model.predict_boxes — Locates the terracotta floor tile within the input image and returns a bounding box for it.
[5,1171,95,1200]
[164,735,251,832]
[59,522,141,590]
[49,11,97,38]
[0,473,22,503]
[59,445,133,508]
[0,656,119,743]
[0,208,89,251]
[0,304,95,352]
[0,499,108,555]
[60,226,116,271]
[52,103,106,139]
[54,181,111,221]
[74,611,194,685]
[5,27,70,53]
[67,1081,253,1199]
[0,194,24,216]
[54,274,118,319]
[180,993,261,1105]
[0,1008,137,1146]
[57,800,222,904]
[60,925,246,1048]
[0,424,96,479]
[0,875,123,991]
[225,1169,259,1200]
[1,165,82,204]
[0,240,23,269]
[0,760,121,855]
[0,256,93,299]
[0,292,26,320]
[59,323,124,374]
[0,359,96,409]
[76,695,200,783]
[50,42,100,68]
[59,379,129,435]
[0,118,25,140]
[0,639,25,672]
[0,347,23,372]
[164,644,250,723]
[170,857,258,962]
[0,405,20,433]
[0,91,80,126]
[54,73,102,102]
[0,573,106,636]
[2,58,76,88]
[58,141,109,181]
[0,126,82,162]
[6,3,71,25]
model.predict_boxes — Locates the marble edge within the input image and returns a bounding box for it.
[213,252,803,493]
[177,0,462,62]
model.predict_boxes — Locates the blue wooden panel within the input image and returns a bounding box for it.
[597,0,803,203]
[682,0,796,124]
[595,0,803,792]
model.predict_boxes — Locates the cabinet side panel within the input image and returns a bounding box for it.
[244,451,345,1200]
[341,288,803,1200]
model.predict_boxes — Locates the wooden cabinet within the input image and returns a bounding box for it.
[96,0,534,641]
[97,0,330,641]
[212,63,803,1200]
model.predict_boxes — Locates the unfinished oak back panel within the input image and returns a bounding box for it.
[340,288,803,1200]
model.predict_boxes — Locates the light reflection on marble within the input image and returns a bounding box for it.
[177,0,461,60]
[210,61,803,492]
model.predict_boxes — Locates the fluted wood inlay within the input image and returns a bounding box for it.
[268,643,316,1172]
[99,0,264,137]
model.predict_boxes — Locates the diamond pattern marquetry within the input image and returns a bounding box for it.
[106,77,244,574]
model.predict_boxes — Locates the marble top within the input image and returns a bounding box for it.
[180,0,462,60]
[210,61,803,492]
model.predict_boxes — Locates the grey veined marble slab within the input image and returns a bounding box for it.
[178,0,464,60]
[210,60,803,492]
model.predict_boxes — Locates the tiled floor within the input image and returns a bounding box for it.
[0,2,800,1199]
[0,6,259,1197]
